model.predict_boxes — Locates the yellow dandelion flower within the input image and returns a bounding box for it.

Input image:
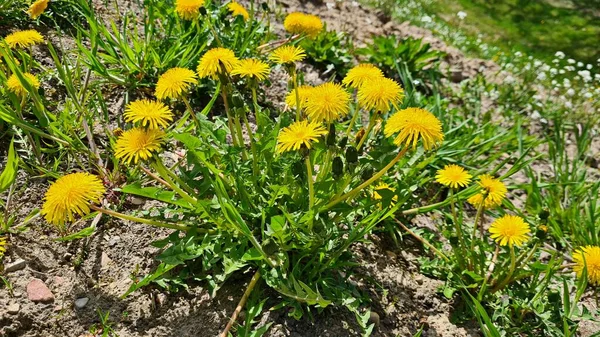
[285,85,314,109]
[27,0,49,19]
[227,1,249,20]
[114,127,164,165]
[489,215,530,247]
[304,82,350,122]
[4,29,44,48]
[269,45,306,65]
[7,73,40,96]
[343,64,384,89]
[276,120,327,153]
[357,77,404,112]
[283,12,323,38]
[372,183,398,202]
[0,236,7,259]
[155,67,198,100]
[124,99,173,129]
[573,245,600,286]
[384,107,443,150]
[467,174,507,209]
[231,59,270,81]
[175,0,205,20]
[435,164,472,189]
[197,47,240,79]
[41,173,105,226]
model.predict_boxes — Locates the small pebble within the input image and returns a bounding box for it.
[100,252,112,268]
[74,297,89,309]
[5,259,26,273]
[27,278,54,303]
[6,303,20,314]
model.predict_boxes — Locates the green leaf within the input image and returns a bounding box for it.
[0,139,18,193]
[120,183,194,209]
[121,262,177,298]
[54,225,96,241]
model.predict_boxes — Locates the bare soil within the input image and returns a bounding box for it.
[1,0,598,336]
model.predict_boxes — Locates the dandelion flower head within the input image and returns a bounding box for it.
[28,0,49,19]
[41,173,105,226]
[285,85,314,110]
[372,183,398,202]
[573,245,600,286]
[269,45,306,65]
[489,215,530,247]
[155,67,198,100]
[227,1,249,20]
[384,107,443,150]
[436,164,472,189]
[343,64,384,89]
[114,127,165,165]
[231,59,270,81]
[4,30,44,48]
[197,47,240,79]
[175,0,205,20]
[357,77,404,112]
[283,12,323,38]
[124,99,174,129]
[276,120,327,153]
[7,73,40,96]
[468,174,507,209]
[304,82,350,122]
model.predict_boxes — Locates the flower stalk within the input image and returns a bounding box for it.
[322,146,408,211]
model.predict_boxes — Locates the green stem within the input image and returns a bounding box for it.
[182,96,202,131]
[242,111,259,177]
[234,115,248,160]
[356,113,377,151]
[220,85,240,147]
[478,245,500,301]
[492,245,516,293]
[306,155,315,213]
[90,205,192,232]
[395,218,449,262]
[450,189,467,269]
[469,193,487,255]
[292,67,302,121]
[219,270,261,337]
[151,161,197,205]
[345,99,361,137]
[321,147,408,212]
[204,15,223,47]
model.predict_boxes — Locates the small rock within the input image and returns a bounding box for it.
[130,196,145,206]
[27,278,54,303]
[74,297,89,309]
[108,236,120,247]
[385,250,396,259]
[5,259,26,273]
[155,293,167,307]
[369,311,380,328]
[100,252,112,268]
[6,303,20,314]
[53,276,66,287]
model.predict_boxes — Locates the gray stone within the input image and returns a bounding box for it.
[74,297,89,309]
[5,259,26,273]
[6,303,20,314]
[100,252,112,268]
